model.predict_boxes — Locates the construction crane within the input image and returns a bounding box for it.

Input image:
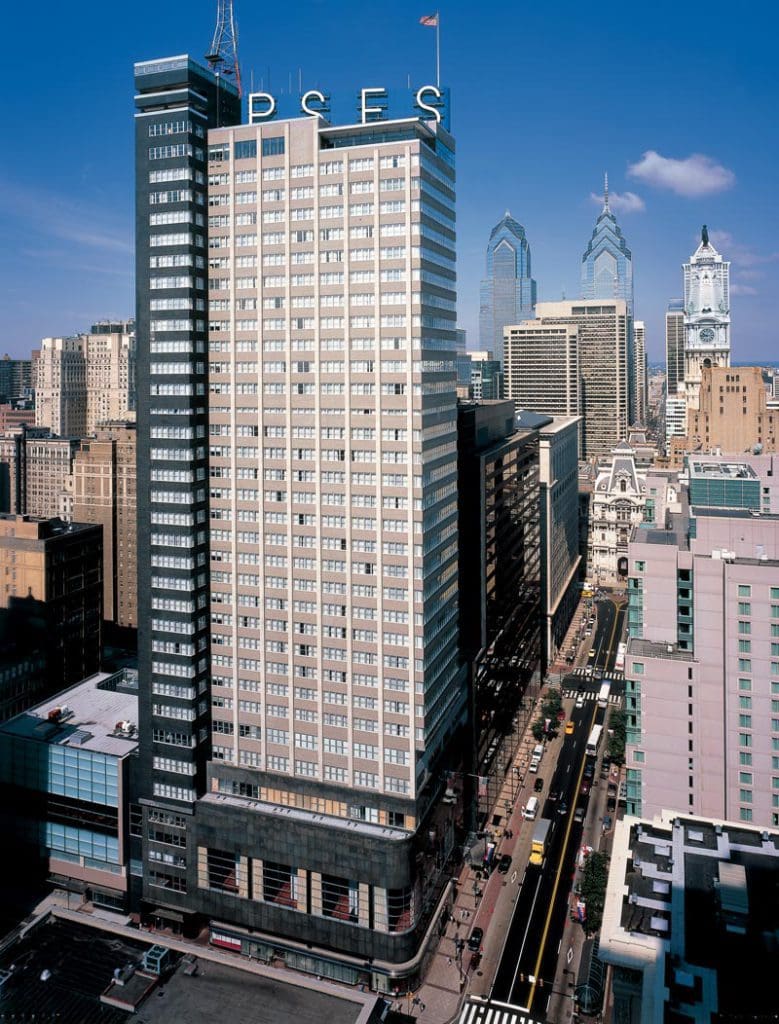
[206,0,242,97]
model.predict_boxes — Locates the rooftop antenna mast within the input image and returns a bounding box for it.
[206,0,243,97]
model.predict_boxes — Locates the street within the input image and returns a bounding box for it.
[488,593,625,1018]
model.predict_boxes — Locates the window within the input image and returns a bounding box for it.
[738,585,751,597]
[633,750,645,763]
[262,137,285,157]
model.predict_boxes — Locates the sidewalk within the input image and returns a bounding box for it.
[411,698,564,1023]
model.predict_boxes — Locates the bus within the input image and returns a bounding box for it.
[615,642,627,673]
[598,680,612,708]
[529,818,552,867]
[586,724,603,757]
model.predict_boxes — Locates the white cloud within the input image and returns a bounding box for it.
[589,190,645,213]
[0,178,132,255]
[730,283,758,296]
[628,150,735,197]
[703,229,779,269]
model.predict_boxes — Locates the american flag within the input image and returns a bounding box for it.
[419,13,439,27]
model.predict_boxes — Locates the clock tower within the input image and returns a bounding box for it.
[682,226,731,402]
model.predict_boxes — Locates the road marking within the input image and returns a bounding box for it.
[507,871,543,1001]
[526,703,598,1008]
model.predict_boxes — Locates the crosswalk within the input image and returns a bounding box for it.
[459,997,545,1024]
[561,689,623,705]
[570,667,624,680]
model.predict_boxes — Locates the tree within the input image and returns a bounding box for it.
[531,718,546,742]
[579,851,609,934]
[541,688,562,720]
[607,708,627,765]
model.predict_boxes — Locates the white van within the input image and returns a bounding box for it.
[532,744,544,760]
[523,796,539,820]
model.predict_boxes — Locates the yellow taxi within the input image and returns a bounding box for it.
[565,721,575,735]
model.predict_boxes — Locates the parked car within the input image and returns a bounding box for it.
[580,779,591,796]
[583,762,595,780]
[574,806,585,824]
[549,789,560,803]
[467,927,484,952]
[497,854,512,874]
[534,777,544,792]
[529,757,540,774]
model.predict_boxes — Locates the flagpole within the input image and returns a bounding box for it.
[436,11,440,89]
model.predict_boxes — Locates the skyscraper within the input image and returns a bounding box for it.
[581,175,636,424]
[133,52,241,902]
[581,175,634,313]
[506,300,629,459]
[135,58,466,979]
[634,320,647,425]
[665,299,685,397]
[504,321,579,420]
[479,212,536,367]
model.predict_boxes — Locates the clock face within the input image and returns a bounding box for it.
[699,327,715,343]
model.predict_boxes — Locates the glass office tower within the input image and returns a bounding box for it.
[478,212,536,368]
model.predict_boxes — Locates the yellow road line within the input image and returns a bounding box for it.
[525,600,621,1004]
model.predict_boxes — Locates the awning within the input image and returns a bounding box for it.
[152,908,184,923]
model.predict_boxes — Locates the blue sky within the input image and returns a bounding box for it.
[1,0,777,362]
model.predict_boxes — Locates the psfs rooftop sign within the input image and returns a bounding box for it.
[247,85,450,132]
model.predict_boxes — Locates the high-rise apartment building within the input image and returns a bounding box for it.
[665,299,685,398]
[504,321,579,424]
[72,422,138,630]
[479,212,536,367]
[35,321,136,439]
[508,300,629,460]
[625,455,779,828]
[135,56,466,980]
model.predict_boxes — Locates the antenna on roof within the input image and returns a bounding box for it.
[603,171,610,212]
[206,0,243,97]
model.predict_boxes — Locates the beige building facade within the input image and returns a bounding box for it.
[35,321,136,439]
[72,422,137,629]
[506,300,629,459]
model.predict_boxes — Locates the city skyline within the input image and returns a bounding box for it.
[1,0,777,362]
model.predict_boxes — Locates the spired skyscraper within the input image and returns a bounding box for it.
[479,212,536,370]
[581,175,634,313]
[581,174,639,426]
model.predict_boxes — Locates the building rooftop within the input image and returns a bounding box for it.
[0,916,380,1024]
[627,638,695,662]
[0,669,139,757]
[688,459,759,480]
[600,811,779,1023]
